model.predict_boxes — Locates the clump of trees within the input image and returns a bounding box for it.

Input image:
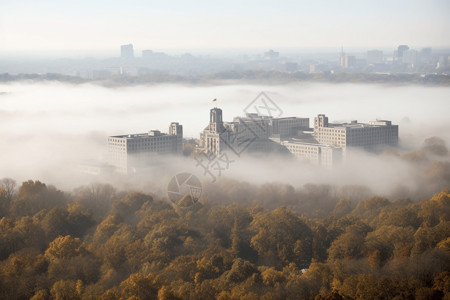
[0,177,449,299]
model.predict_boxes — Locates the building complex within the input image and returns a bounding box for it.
[198,108,398,168]
[106,107,399,174]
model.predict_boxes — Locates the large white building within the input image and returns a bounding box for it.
[313,114,398,150]
[281,140,343,169]
[108,122,182,174]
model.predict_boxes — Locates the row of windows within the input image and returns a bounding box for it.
[288,145,319,151]
[109,139,126,144]
[291,150,318,154]
[128,137,175,144]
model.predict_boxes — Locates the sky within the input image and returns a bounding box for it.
[0,0,449,55]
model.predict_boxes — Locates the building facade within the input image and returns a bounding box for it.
[281,140,343,168]
[108,122,182,174]
[199,108,309,155]
[120,44,134,59]
[314,114,398,149]
[367,50,383,64]
[198,108,398,168]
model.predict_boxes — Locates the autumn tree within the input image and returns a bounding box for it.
[250,207,312,269]
[11,180,66,216]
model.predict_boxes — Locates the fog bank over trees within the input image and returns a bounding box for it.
[0,82,448,197]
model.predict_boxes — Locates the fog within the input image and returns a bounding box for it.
[0,82,449,199]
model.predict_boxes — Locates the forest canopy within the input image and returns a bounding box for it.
[0,177,449,299]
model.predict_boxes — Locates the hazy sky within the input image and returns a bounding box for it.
[1,0,449,54]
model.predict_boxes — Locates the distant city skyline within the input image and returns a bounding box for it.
[1,0,449,54]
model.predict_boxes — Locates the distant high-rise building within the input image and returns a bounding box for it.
[338,47,355,69]
[419,48,432,64]
[339,47,346,68]
[285,62,298,72]
[142,50,166,58]
[345,56,356,68]
[264,49,279,60]
[142,50,153,58]
[121,44,134,59]
[367,50,383,64]
[437,55,449,69]
[402,49,418,66]
[396,45,409,62]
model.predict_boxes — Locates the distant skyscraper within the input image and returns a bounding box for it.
[345,56,356,68]
[437,55,449,69]
[403,49,418,66]
[285,62,298,72]
[264,49,279,60]
[396,45,409,62]
[367,50,383,64]
[419,48,432,64]
[121,44,134,59]
[142,50,153,57]
[339,47,346,68]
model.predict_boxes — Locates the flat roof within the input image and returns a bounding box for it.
[109,132,170,139]
[282,140,341,149]
[326,123,397,129]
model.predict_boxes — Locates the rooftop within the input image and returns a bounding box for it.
[327,121,395,129]
[109,131,170,139]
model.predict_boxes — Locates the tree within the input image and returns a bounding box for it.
[0,178,17,202]
[364,225,414,262]
[433,271,450,296]
[11,180,66,216]
[225,258,258,283]
[351,196,391,222]
[250,207,312,269]
[40,207,70,241]
[0,178,16,217]
[418,189,450,227]
[332,199,352,218]
[50,280,80,300]
[0,248,48,299]
[120,273,158,299]
[328,223,371,261]
[422,137,448,156]
[45,235,85,261]
[111,192,153,222]
[73,183,116,218]
[30,289,50,300]
[158,285,179,300]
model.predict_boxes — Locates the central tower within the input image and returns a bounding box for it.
[209,108,224,133]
